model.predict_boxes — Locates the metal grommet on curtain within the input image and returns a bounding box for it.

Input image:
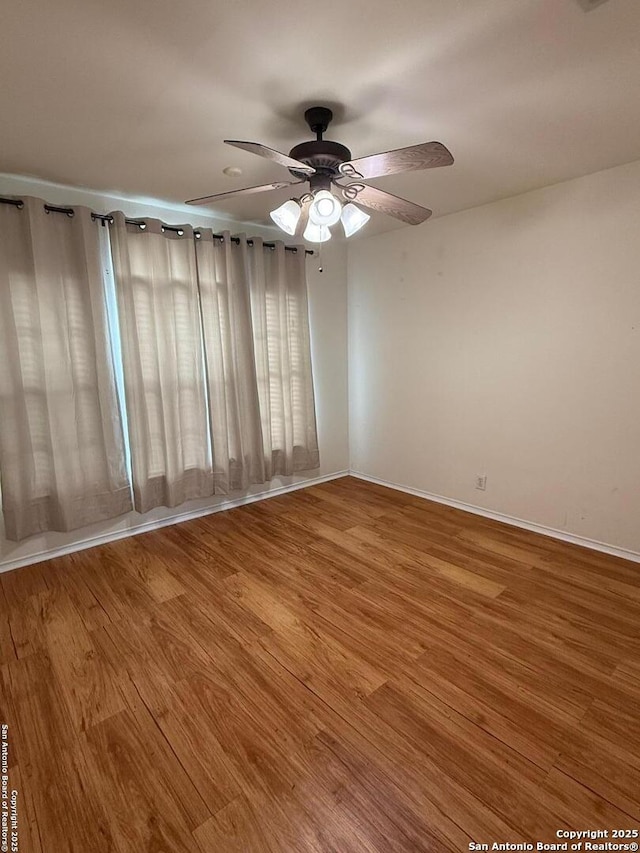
[45,205,74,217]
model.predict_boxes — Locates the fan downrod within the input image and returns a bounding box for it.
[288,106,351,186]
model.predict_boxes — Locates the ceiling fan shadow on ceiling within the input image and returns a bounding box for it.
[185,106,454,242]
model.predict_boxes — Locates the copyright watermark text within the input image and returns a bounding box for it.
[1,724,18,853]
[470,830,639,853]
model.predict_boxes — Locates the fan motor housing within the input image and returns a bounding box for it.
[288,140,352,188]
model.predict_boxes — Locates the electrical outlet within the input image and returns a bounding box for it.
[475,474,487,491]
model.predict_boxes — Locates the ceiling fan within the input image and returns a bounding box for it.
[185,106,454,242]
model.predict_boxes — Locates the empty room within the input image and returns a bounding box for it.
[1,0,639,850]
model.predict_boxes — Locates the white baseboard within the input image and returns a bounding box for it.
[0,470,350,575]
[5,468,638,573]
[349,470,640,564]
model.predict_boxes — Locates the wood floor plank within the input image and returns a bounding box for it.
[0,607,17,665]
[105,595,215,687]
[25,742,115,853]
[350,525,507,597]
[317,696,513,847]
[253,643,464,849]
[154,523,240,579]
[107,535,187,603]
[409,620,593,722]
[613,658,640,692]
[1,562,49,608]
[194,796,274,853]
[74,546,158,623]
[314,729,455,853]
[366,679,557,836]
[554,744,640,821]
[1,476,639,850]
[2,652,78,763]
[257,634,514,846]
[541,766,637,827]
[404,648,565,770]
[224,571,388,697]
[2,655,115,852]
[32,586,126,732]
[160,557,273,646]
[2,583,48,660]
[82,706,210,847]
[579,696,640,761]
[134,671,243,816]
[45,552,112,632]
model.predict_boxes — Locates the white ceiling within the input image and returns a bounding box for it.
[2,0,640,237]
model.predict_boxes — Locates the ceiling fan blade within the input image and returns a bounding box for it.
[340,141,453,180]
[338,183,432,225]
[185,180,303,206]
[224,140,316,174]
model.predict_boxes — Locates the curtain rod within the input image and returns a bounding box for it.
[0,197,314,256]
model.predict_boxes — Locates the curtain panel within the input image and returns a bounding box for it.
[109,214,213,513]
[0,198,132,540]
[244,235,320,476]
[112,224,320,509]
[195,231,266,492]
[0,195,319,538]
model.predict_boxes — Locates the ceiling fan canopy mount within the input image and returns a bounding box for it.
[286,108,351,190]
[185,105,454,240]
[303,106,334,138]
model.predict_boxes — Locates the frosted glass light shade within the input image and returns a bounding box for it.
[303,221,331,243]
[308,190,342,226]
[270,199,301,235]
[340,203,370,237]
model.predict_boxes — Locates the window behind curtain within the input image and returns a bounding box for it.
[109,215,213,513]
[0,197,319,539]
[0,198,132,540]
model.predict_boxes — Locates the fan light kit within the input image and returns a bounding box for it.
[186,106,454,244]
[269,199,302,235]
[304,221,331,243]
[270,192,370,240]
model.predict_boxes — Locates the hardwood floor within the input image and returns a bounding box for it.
[1,476,639,852]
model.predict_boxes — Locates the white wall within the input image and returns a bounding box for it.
[0,175,349,569]
[348,159,640,554]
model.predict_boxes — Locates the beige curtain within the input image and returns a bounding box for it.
[196,232,319,487]
[0,198,132,540]
[109,214,213,512]
[196,231,267,492]
[248,237,320,476]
